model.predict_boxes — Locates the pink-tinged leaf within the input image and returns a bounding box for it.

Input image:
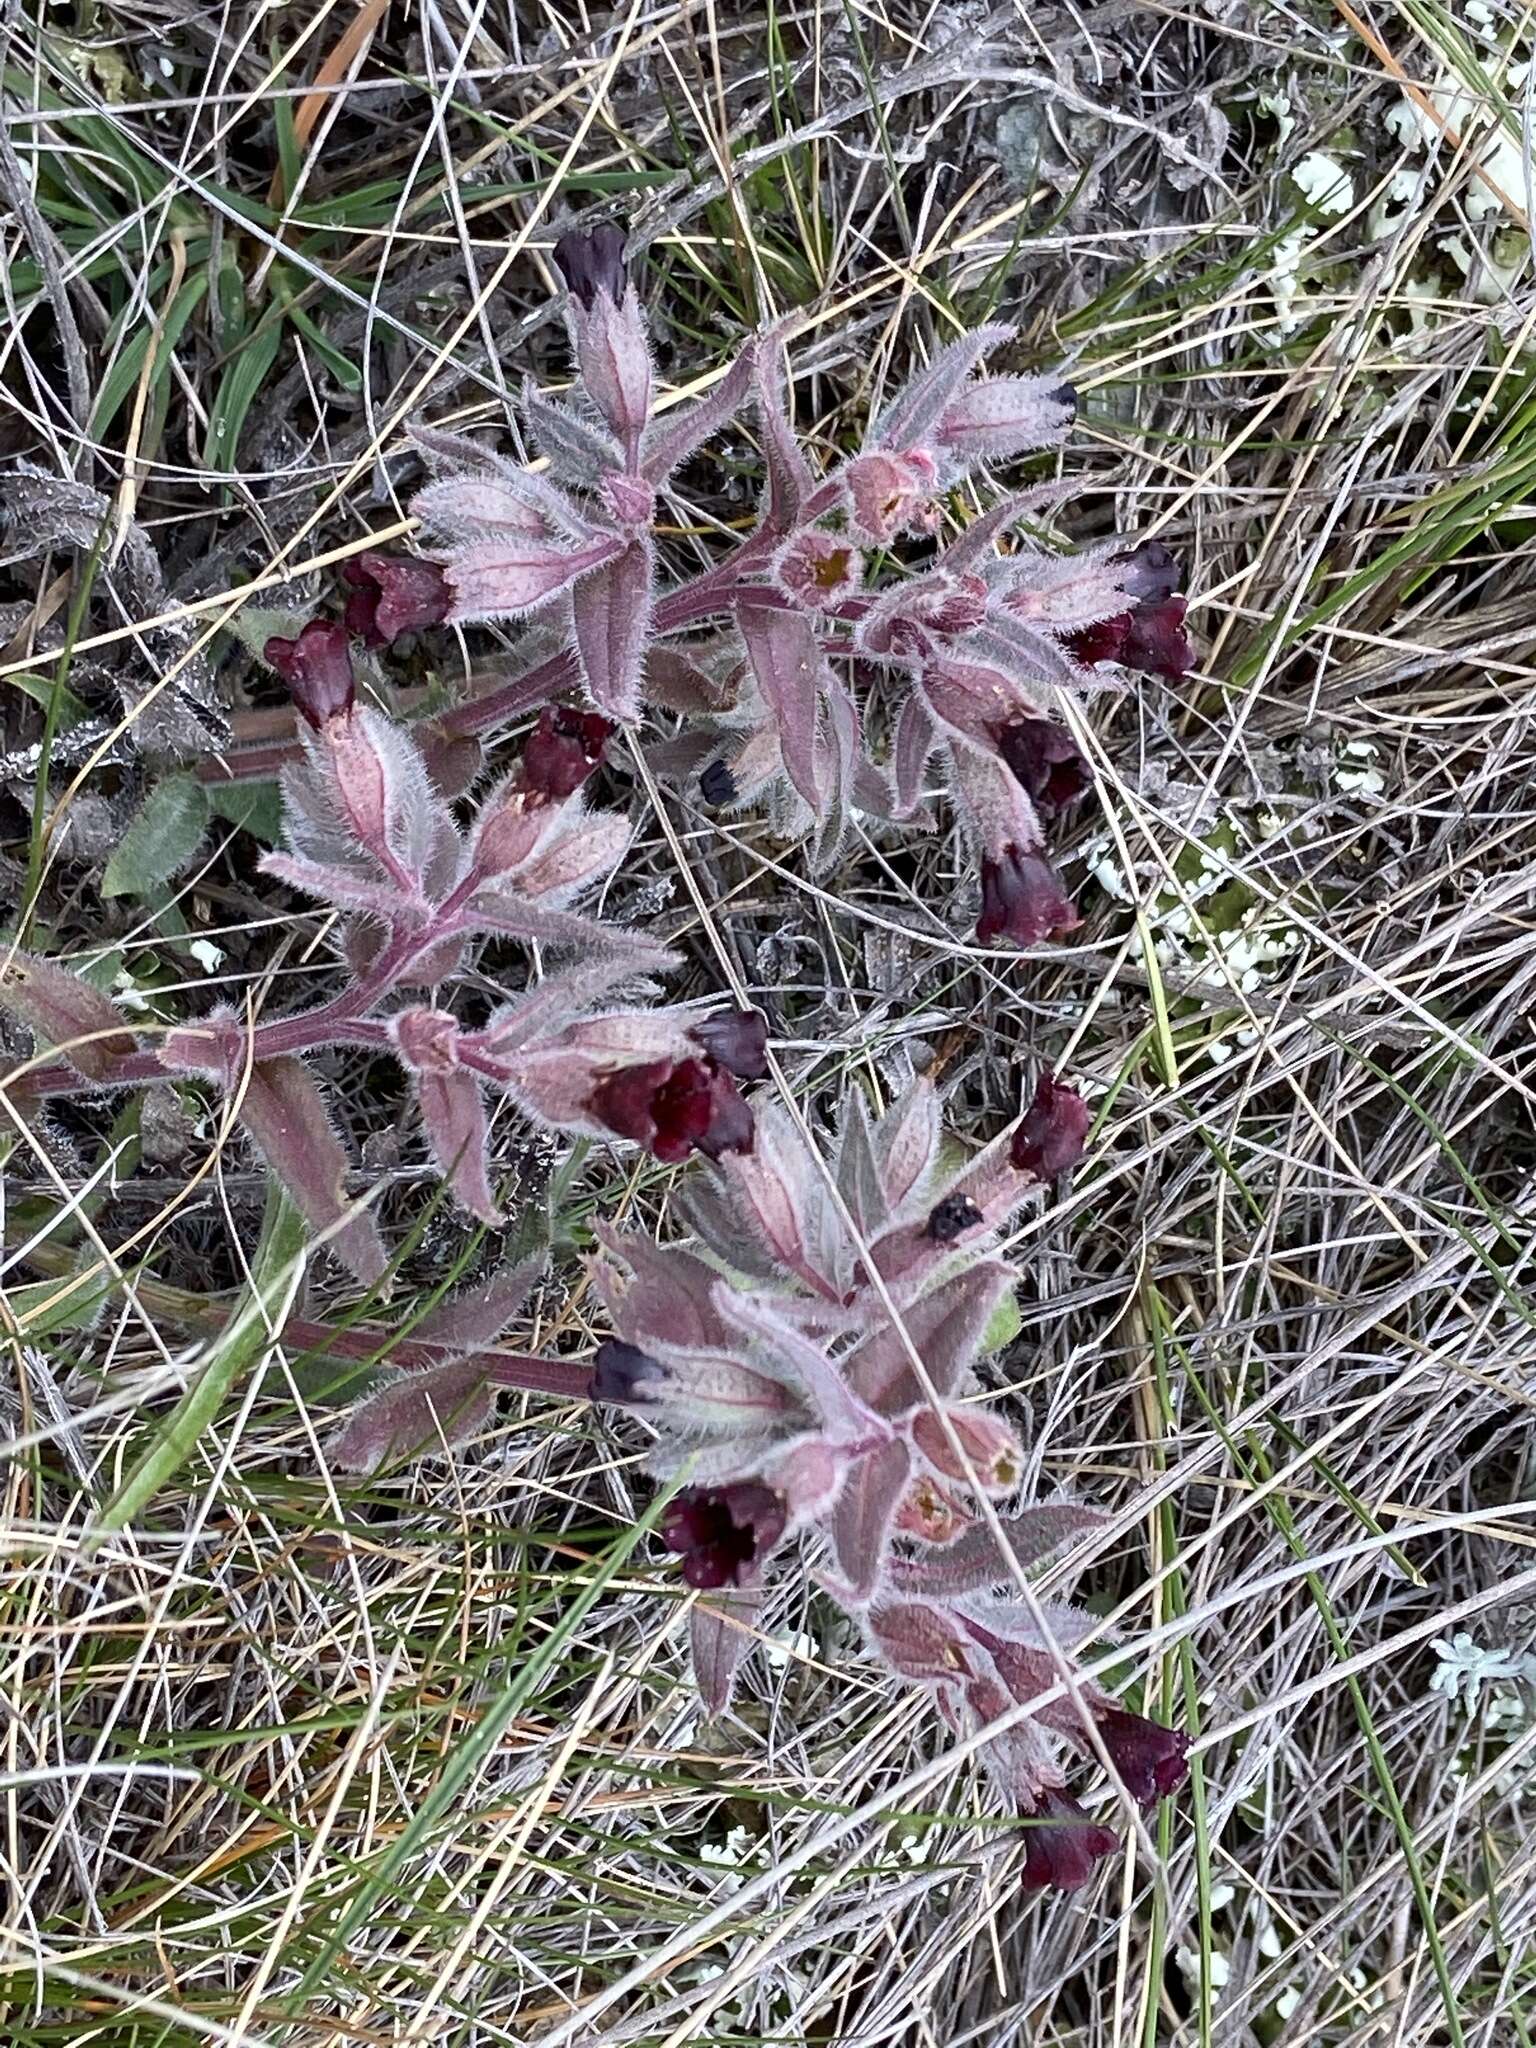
[738,603,821,808]
[890,1502,1110,1596]
[715,1105,813,1275]
[0,952,137,1083]
[415,1256,544,1353]
[919,658,1039,753]
[941,481,1078,573]
[412,460,594,544]
[572,536,653,722]
[314,706,440,886]
[416,1066,498,1224]
[829,1437,911,1603]
[258,850,409,920]
[753,336,815,532]
[520,377,624,487]
[570,290,654,450]
[506,807,632,907]
[645,644,739,715]
[810,671,860,872]
[1001,551,1135,632]
[591,1224,732,1351]
[873,1080,940,1211]
[937,375,1077,461]
[910,1404,1024,1495]
[969,610,1083,695]
[691,1583,762,1717]
[846,1260,1015,1412]
[329,1357,492,1473]
[710,1286,886,1445]
[868,1600,973,1682]
[867,322,1014,453]
[388,1006,499,1222]
[891,692,936,819]
[464,892,675,965]
[444,535,622,625]
[947,744,1045,863]
[835,1095,885,1238]
[236,1057,387,1286]
[641,346,755,483]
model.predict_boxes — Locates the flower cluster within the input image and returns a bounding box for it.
[1,673,761,1278]
[404,227,1195,948]
[591,1073,1188,1891]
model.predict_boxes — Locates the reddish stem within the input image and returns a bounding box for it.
[287,1315,593,1402]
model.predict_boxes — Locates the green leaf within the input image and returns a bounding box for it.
[206,779,282,845]
[9,669,89,731]
[7,1269,112,1337]
[95,1182,310,1534]
[979,1287,1022,1355]
[205,318,282,472]
[88,271,209,440]
[101,775,208,899]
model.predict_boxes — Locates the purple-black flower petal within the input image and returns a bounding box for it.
[554,224,629,310]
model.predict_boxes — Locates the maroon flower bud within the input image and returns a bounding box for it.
[341,552,452,647]
[1010,1073,1090,1180]
[977,847,1080,947]
[690,1007,769,1081]
[699,759,737,807]
[553,224,629,310]
[995,719,1092,821]
[588,1056,754,1164]
[661,1481,787,1589]
[519,706,614,801]
[1020,1785,1119,1893]
[591,1338,666,1404]
[265,621,355,729]
[1095,1706,1190,1806]
[924,1192,982,1243]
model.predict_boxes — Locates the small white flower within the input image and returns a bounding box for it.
[1176,1947,1231,2000]
[765,1629,817,1669]
[1276,1986,1301,2020]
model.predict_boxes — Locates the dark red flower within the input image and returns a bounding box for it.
[265,621,355,729]
[996,718,1092,820]
[588,1055,754,1164]
[1117,596,1191,679]
[1019,1785,1119,1893]
[690,1007,769,1080]
[1010,1073,1090,1179]
[591,1339,665,1404]
[1095,1706,1190,1806]
[1063,542,1191,681]
[661,1481,787,1589]
[977,847,1081,948]
[554,224,629,310]
[341,552,451,647]
[520,706,614,801]
[1063,612,1131,668]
